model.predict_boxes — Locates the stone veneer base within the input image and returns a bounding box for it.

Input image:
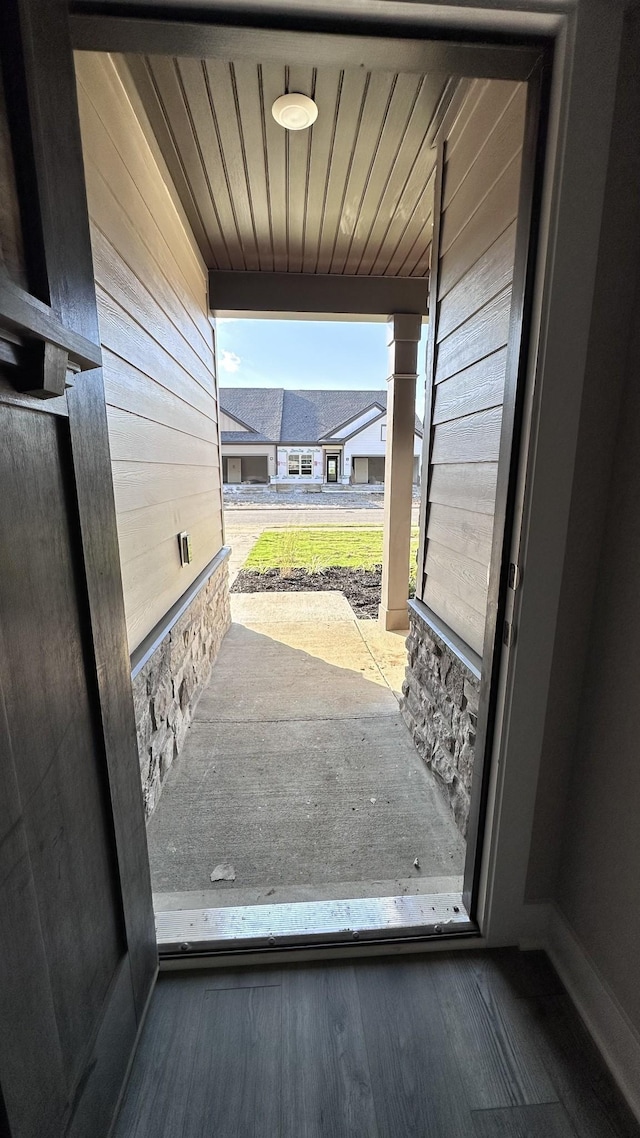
[132,555,231,817]
[400,602,480,837]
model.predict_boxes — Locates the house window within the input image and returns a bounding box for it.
[287,451,314,476]
[380,424,387,441]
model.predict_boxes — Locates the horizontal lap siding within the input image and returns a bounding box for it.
[428,463,498,515]
[433,348,508,425]
[427,503,494,565]
[76,52,223,651]
[421,79,526,657]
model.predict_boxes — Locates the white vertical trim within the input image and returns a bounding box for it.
[476,0,626,944]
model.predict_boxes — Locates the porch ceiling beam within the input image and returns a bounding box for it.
[69,13,543,81]
[209,271,429,320]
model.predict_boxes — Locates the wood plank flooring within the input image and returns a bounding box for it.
[113,949,640,1138]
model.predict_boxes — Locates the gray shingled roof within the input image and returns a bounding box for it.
[220,388,422,444]
[280,389,386,442]
[220,387,284,442]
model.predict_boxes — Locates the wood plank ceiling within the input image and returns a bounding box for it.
[124,55,449,278]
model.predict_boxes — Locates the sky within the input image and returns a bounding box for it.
[216,318,426,413]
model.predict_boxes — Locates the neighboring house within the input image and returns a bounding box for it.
[220,388,423,487]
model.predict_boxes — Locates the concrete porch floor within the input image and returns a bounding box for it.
[148,592,465,911]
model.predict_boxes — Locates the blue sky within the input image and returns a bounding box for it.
[216,318,426,412]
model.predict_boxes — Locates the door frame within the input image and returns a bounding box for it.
[326,453,339,483]
[68,0,626,950]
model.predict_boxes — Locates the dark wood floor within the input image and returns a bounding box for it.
[114,949,639,1138]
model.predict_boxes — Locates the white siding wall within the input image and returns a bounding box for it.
[219,410,250,432]
[344,414,422,481]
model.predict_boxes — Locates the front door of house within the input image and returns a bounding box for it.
[326,454,339,482]
[228,456,242,483]
[0,2,156,1135]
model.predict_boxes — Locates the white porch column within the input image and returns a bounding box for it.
[380,313,422,631]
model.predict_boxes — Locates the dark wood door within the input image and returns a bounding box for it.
[0,2,156,1136]
[326,455,339,482]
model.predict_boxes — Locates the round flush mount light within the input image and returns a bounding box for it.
[271,93,318,131]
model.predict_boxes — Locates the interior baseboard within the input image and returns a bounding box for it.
[518,899,551,949]
[521,901,640,1123]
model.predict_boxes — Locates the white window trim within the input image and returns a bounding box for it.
[285,448,315,478]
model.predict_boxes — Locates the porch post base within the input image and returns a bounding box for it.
[378,604,410,632]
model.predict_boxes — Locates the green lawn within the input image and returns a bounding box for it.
[244,526,419,577]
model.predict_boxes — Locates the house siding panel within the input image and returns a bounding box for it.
[419,78,526,656]
[220,410,251,432]
[344,413,421,484]
[76,52,225,652]
[403,78,526,831]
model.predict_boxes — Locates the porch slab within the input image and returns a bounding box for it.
[230,589,353,622]
[147,594,465,902]
[356,619,411,693]
[195,630,395,721]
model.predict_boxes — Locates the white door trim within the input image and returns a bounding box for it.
[467,0,626,942]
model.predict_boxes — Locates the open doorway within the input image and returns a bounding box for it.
[5,1,637,1132]
[142,317,465,933]
[72,26,547,951]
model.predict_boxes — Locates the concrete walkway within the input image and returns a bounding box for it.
[148,592,465,910]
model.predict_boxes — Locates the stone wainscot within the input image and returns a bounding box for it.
[132,550,231,817]
[400,601,480,836]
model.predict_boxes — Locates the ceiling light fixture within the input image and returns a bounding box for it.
[271,93,318,131]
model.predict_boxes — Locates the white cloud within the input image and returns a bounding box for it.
[219,349,241,373]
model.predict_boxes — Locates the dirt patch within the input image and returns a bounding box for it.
[232,566,384,618]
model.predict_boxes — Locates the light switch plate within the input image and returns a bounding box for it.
[178,531,192,566]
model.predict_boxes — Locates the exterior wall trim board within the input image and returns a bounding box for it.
[408,597,482,680]
[70,15,544,81]
[209,270,430,318]
[131,545,231,679]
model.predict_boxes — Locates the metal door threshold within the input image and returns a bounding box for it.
[156,891,472,955]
